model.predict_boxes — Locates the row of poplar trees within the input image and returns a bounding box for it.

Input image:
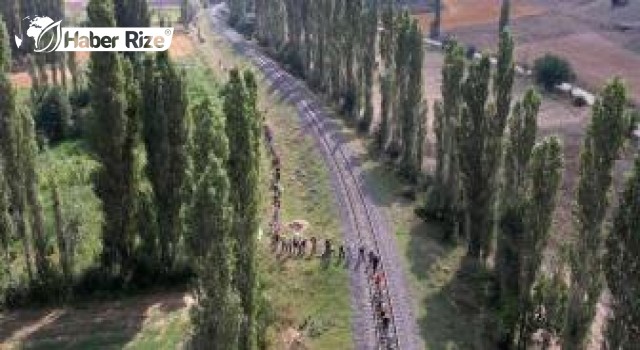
[429,2,639,348]
[244,0,639,347]
[249,0,427,181]
[1,0,264,347]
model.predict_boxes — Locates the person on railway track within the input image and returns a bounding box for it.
[372,253,380,273]
[271,232,280,252]
[300,238,307,257]
[310,236,317,257]
[345,244,352,265]
[324,239,332,259]
[338,244,345,261]
[292,236,300,258]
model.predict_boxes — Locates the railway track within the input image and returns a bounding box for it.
[256,59,400,350]
[208,5,420,349]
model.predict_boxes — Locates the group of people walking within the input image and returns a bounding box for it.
[263,124,395,347]
[265,125,282,236]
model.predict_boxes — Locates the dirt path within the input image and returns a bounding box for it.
[207,5,421,350]
[0,291,190,349]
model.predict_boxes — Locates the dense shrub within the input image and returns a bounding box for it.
[627,110,639,138]
[466,45,477,60]
[415,184,459,241]
[34,86,73,144]
[533,54,575,91]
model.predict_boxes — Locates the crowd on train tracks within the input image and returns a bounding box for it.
[263,125,396,346]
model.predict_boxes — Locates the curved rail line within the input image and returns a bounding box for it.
[254,55,400,350]
[208,7,415,349]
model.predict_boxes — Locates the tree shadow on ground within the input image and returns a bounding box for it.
[0,291,187,349]
[406,220,496,349]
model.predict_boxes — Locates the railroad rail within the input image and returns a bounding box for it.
[209,6,417,349]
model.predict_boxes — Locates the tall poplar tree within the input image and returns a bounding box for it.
[434,42,464,236]
[499,0,511,33]
[378,72,393,152]
[457,30,514,260]
[51,180,71,289]
[87,0,137,275]
[0,163,12,271]
[141,52,189,269]
[22,108,50,281]
[604,157,640,348]
[0,17,35,282]
[188,97,242,348]
[457,55,492,260]
[496,89,564,346]
[360,0,378,132]
[564,78,628,349]
[224,69,261,350]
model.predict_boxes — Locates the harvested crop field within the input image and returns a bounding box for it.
[516,32,640,105]
[426,0,640,105]
[413,0,544,32]
[169,33,197,59]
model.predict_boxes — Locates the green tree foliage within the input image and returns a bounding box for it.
[0,163,13,271]
[457,30,514,261]
[360,0,378,132]
[457,55,492,260]
[564,78,628,349]
[255,0,286,54]
[399,19,427,181]
[67,51,79,92]
[0,13,9,72]
[33,86,72,144]
[224,69,261,350]
[421,42,464,238]
[498,134,564,347]
[51,180,71,290]
[228,0,247,27]
[0,17,36,282]
[604,157,640,348]
[141,52,189,270]
[114,0,150,28]
[499,0,510,33]
[500,90,539,211]
[533,54,575,91]
[377,72,393,152]
[380,0,395,70]
[496,90,541,345]
[87,0,138,276]
[21,108,51,281]
[0,1,20,57]
[187,97,242,348]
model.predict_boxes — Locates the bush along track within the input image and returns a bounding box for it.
[208,5,421,350]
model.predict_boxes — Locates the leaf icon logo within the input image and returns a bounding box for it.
[34,20,62,53]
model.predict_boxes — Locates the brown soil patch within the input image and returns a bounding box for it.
[517,32,640,105]
[169,32,196,59]
[0,291,189,349]
[414,0,544,32]
[9,51,89,89]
